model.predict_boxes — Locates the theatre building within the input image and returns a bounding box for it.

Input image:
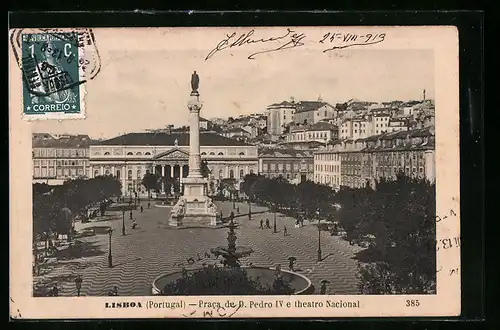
[88,132,258,195]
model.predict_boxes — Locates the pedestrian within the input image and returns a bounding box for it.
[132,220,137,229]
[283,225,288,237]
[51,284,59,297]
[265,218,271,229]
[108,286,118,296]
[236,206,240,214]
[259,219,264,229]
[140,205,144,213]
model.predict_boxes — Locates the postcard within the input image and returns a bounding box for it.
[9,26,460,319]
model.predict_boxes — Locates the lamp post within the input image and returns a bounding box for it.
[107,229,113,268]
[121,210,126,236]
[248,200,252,221]
[74,275,82,297]
[273,208,277,233]
[129,207,133,220]
[316,209,322,262]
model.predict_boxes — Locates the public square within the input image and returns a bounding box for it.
[33,200,365,297]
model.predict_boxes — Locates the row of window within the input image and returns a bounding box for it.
[100,151,245,156]
[33,148,87,158]
[34,167,87,178]
[315,153,340,161]
[315,164,340,173]
[33,159,89,166]
[291,131,331,141]
[101,167,256,180]
[262,163,312,172]
[315,174,340,186]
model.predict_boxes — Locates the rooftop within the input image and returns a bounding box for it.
[258,147,313,158]
[224,127,250,134]
[291,121,338,132]
[95,132,254,147]
[32,133,94,148]
[268,100,296,108]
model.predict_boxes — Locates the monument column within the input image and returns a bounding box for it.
[169,71,219,227]
[187,98,202,178]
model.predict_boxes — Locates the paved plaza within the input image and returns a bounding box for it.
[34,201,365,297]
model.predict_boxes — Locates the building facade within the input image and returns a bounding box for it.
[88,132,258,195]
[287,122,338,143]
[32,133,92,185]
[340,117,373,140]
[293,100,336,125]
[258,148,314,184]
[314,149,341,191]
[266,100,296,136]
[313,127,435,190]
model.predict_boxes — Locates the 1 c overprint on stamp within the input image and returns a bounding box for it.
[10,28,101,120]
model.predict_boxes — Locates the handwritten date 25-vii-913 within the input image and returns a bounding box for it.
[320,32,386,51]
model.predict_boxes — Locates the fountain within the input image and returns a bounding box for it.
[152,214,313,295]
[209,216,253,267]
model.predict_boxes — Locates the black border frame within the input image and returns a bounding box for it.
[7,10,486,329]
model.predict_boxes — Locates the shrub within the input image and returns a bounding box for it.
[162,265,295,295]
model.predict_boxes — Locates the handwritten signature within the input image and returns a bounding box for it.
[205,29,388,60]
[205,28,306,60]
[183,301,244,318]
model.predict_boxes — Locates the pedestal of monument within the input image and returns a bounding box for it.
[168,177,221,227]
[168,83,221,228]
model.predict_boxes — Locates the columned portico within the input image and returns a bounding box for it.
[152,148,190,196]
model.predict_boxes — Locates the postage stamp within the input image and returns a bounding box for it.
[9,26,460,319]
[10,28,101,120]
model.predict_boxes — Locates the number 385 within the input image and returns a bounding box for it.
[406,300,420,307]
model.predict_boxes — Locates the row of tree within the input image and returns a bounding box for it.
[33,176,122,242]
[240,173,436,294]
[241,174,336,221]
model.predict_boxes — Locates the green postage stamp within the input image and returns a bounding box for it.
[10,28,101,120]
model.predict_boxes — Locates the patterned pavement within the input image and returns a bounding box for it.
[33,201,364,296]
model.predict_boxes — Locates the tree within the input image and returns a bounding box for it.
[218,178,237,200]
[55,207,73,238]
[335,102,348,111]
[241,173,264,201]
[142,173,159,199]
[354,174,436,294]
[33,183,51,196]
[297,180,335,221]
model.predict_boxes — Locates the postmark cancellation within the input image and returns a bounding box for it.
[10,28,101,120]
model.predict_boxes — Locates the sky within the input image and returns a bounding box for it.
[31,28,435,139]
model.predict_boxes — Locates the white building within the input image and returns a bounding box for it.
[266,100,296,136]
[340,117,373,140]
[88,132,258,195]
[314,143,342,191]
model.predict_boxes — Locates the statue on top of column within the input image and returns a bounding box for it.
[191,71,199,94]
